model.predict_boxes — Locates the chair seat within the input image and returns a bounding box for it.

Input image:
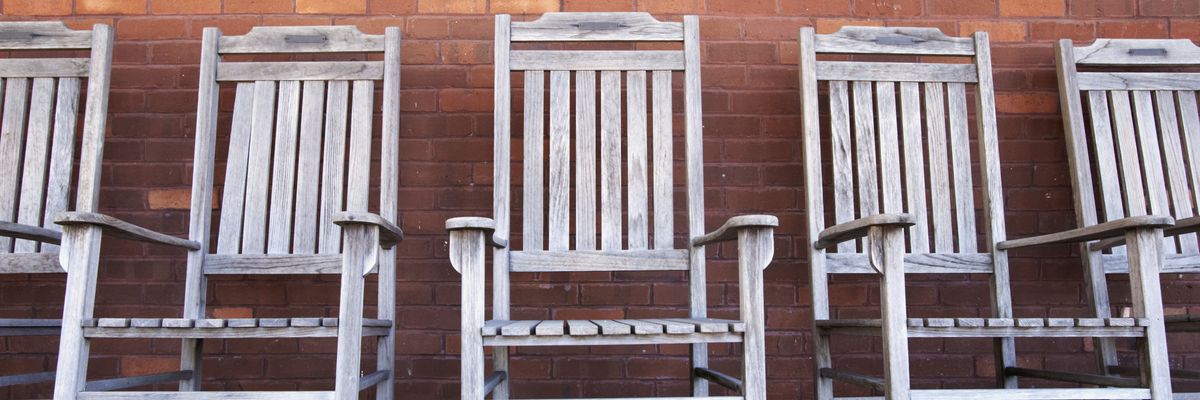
[481,318,745,346]
[80,317,392,339]
[817,317,1149,338]
[0,318,61,336]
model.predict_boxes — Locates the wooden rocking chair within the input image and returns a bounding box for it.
[1056,37,1200,397]
[801,26,1172,399]
[52,25,402,400]
[0,21,112,394]
[446,12,778,400]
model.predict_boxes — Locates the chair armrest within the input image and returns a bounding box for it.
[333,212,404,249]
[54,212,201,250]
[0,220,62,245]
[815,214,915,250]
[997,215,1174,251]
[445,217,507,249]
[1089,215,1200,252]
[691,215,779,247]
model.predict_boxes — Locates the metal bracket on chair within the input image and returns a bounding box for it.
[1128,48,1168,57]
[285,34,327,44]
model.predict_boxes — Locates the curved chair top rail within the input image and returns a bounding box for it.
[813,26,976,56]
[509,12,684,42]
[0,21,95,51]
[217,25,387,55]
[1072,38,1200,66]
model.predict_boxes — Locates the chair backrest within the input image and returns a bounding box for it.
[800,27,1009,317]
[493,12,703,259]
[1057,38,1200,266]
[0,22,112,258]
[187,26,400,274]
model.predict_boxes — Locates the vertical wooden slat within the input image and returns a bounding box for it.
[575,70,597,250]
[346,80,374,213]
[522,70,545,251]
[946,82,977,252]
[41,77,80,253]
[267,80,301,254]
[925,82,954,253]
[377,27,401,400]
[829,81,854,254]
[239,80,277,254]
[600,70,622,250]
[548,70,570,251]
[652,70,673,250]
[0,78,30,252]
[216,83,256,254]
[319,81,349,254]
[14,78,56,253]
[626,70,649,250]
[852,80,878,250]
[1178,91,1200,252]
[1131,90,1175,253]
[1110,90,1148,216]
[899,82,929,253]
[799,27,834,400]
[1153,90,1197,253]
[292,81,325,254]
[876,81,902,216]
[1086,91,1127,226]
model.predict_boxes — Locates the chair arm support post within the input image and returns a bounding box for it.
[450,227,487,400]
[737,226,774,400]
[871,224,911,398]
[52,224,103,398]
[333,224,377,399]
[1125,227,1173,398]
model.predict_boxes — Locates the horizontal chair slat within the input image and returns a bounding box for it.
[509,249,689,272]
[816,61,978,83]
[1102,252,1200,274]
[79,392,335,400]
[218,26,384,54]
[0,253,63,274]
[217,61,384,81]
[1077,72,1200,91]
[0,58,89,77]
[204,254,350,274]
[0,22,92,50]
[825,253,993,274]
[510,12,684,42]
[509,50,684,71]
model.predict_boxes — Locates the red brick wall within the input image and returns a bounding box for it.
[1,0,1198,398]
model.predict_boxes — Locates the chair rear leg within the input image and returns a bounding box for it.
[178,339,203,391]
[53,226,102,400]
[813,332,833,400]
[492,347,510,399]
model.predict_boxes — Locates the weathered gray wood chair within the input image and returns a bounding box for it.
[802,26,1172,399]
[0,22,112,392]
[1057,37,1200,396]
[447,12,778,400]
[52,25,403,400]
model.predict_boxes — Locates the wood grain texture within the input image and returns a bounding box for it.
[652,70,674,250]
[599,70,622,250]
[575,70,597,251]
[510,12,683,42]
[626,70,649,250]
[523,70,545,251]
[548,70,570,251]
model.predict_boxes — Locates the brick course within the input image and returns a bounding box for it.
[1,0,1198,398]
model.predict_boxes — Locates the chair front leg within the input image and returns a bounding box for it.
[451,228,487,400]
[737,227,773,400]
[334,225,378,400]
[53,225,103,400]
[1125,228,1172,399]
[872,226,910,400]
